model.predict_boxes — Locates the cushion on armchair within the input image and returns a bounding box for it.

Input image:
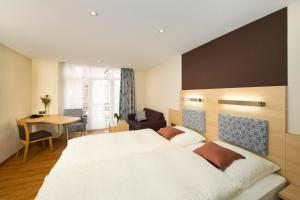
[135,111,147,121]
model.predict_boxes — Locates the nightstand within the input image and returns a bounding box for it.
[108,120,129,133]
[279,184,300,200]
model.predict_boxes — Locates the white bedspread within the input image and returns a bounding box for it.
[52,129,172,172]
[36,129,242,200]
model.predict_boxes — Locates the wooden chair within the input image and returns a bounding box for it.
[16,119,53,162]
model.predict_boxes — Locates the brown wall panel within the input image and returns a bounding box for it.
[182,8,287,90]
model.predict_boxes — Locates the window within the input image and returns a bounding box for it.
[63,63,120,130]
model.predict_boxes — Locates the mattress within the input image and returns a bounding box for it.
[232,173,286,200]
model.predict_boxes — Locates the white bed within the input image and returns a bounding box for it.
[35,129,285,200]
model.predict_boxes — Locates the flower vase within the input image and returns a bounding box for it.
[44,105,50,115]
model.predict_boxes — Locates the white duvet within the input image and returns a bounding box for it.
[52,129,172,172]
[36,129,242,200]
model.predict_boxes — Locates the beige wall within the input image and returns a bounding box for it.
[32,59,59,114]
[135,71,145,112]
[31,60,61,137]
[288,1,300,135]
[0,44,32,162]
[144,55,181,121]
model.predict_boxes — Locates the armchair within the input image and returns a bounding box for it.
[127,108,166,131]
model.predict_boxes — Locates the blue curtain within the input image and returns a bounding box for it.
[119,68,136,120]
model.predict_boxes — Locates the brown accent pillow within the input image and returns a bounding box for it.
[158,126,184,140]
[194,142,245,171]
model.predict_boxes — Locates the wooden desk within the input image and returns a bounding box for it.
[279,184,300,200]
[109,120,129,133]
[23,115,80,142]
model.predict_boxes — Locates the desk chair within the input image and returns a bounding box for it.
[16,119,53,162]
[64,109,87,136]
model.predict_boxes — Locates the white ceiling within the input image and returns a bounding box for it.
[0,0,292,69]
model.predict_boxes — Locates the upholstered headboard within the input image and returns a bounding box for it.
[182,108,205,133]
[219,113,268,155]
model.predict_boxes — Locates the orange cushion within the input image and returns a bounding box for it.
[194,142,245,171]
[158,126,184,140]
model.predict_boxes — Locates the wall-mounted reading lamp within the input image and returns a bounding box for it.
[218,100,266,107]
[184,97,203,102]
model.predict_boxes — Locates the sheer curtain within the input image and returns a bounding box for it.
[63,63,120,130]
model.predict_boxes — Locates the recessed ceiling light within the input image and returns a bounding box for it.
[89,10,98,16]
[159,29,165,33]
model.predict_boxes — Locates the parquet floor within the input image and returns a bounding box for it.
[0,131,103,200]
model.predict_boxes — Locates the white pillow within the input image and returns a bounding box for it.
[170,126,206,147]
[214,141,280,189]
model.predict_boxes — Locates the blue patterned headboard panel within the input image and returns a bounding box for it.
[183,108,205,133]
[219,113,268,155]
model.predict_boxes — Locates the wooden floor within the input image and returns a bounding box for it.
[0,131,103,200]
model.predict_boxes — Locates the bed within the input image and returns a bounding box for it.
[35,128,285,200]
